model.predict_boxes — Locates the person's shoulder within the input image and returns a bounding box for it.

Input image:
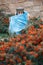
[24,11,29,14]
[10,15,18,19]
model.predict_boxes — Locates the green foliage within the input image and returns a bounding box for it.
[0,9,14,33]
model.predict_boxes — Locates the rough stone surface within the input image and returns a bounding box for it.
[0,0,43,20]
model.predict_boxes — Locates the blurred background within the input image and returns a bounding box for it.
[0,0,43,19]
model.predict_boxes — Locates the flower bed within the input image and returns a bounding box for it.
[0,23,43,65]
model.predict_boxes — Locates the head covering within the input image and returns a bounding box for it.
[16,7,24,13]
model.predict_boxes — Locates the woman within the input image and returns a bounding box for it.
[9,7,30,37]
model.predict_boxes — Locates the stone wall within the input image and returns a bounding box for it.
[0,0,43,20]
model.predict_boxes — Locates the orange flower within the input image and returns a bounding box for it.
[0,42,4,45]
[9,59,13,63]
[17,58,22,63]
[4,18,9,24]
[23,56,27,61]
[19,46,24,51]
[34,53,38,58]
[26,60,32,65]
[39,24,43,29]
[0,46,5,51]
[1,64,4,65]
[8,42,12,47]
[34,47,39,52]
[37,45,41,49]
[7,64,11,65]
[17,37,20,41]
[32,41,37,45]
[12,38,16,42]
[0,57,4,61]
[26,38,29,42]
[29,31,37,35]
[21,39,26,45]
[29,51,35,55]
